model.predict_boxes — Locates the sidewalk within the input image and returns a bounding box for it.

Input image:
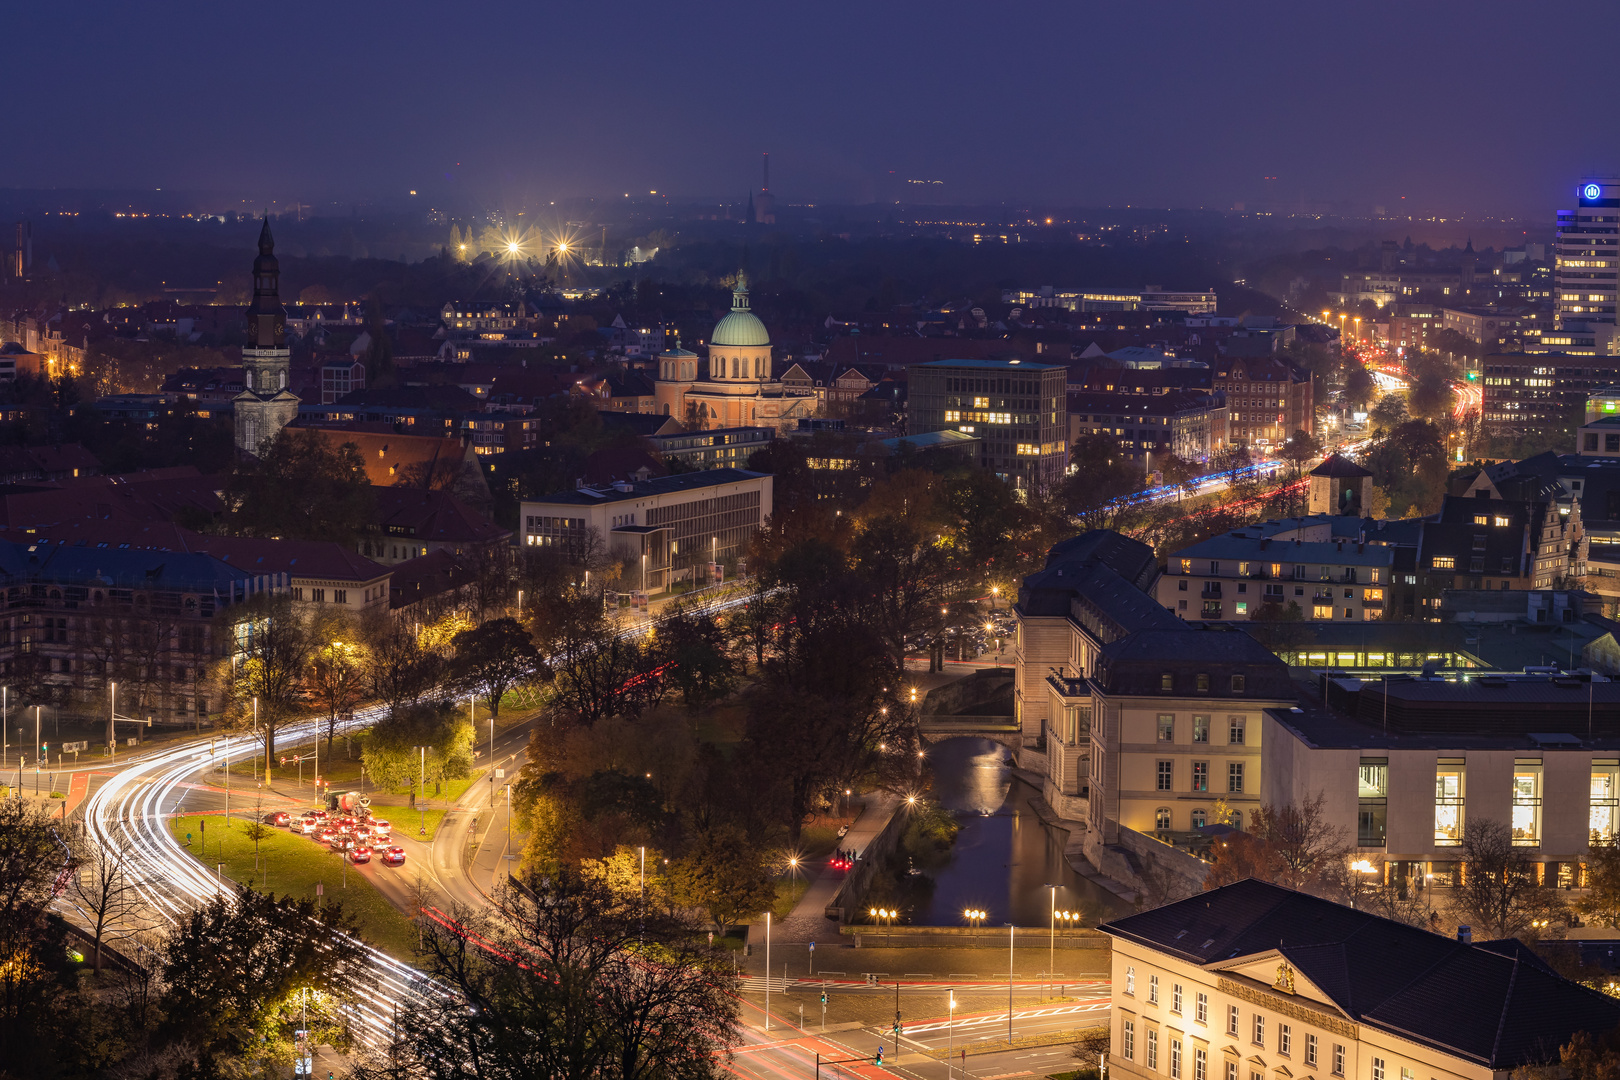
[765,792,902,944]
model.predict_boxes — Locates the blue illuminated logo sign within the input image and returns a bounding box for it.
[1585,183,1602,200]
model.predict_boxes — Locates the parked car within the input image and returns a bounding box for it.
[381,846,406,866]
[349,846,372,864]
[266,811,290,826]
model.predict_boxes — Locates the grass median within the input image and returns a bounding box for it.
[167,814,419,961]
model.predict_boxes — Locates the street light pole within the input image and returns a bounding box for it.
[1048,883,1059,995]
[764,910,771,1032]
[1008,923,1015,1045]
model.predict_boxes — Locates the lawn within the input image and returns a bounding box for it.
[770,877,809,919]
[166,814,420,961]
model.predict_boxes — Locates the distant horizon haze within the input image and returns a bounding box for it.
[5,1,1614,219]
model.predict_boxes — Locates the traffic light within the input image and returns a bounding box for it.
[820,992,827,1005]
[875,1047,883,1065]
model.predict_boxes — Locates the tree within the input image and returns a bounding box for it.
[0,800,73,1074]
[1577,843,1620,928]
[1408,371,1456,422]
[540,595,652,727]
[1449,818,1564,939]
[1370,392,1409,431]
[1279,429,1323,474]
[307,614,367,755]
[219,593,313,764]
[451,617,540,720]
[666,825,778,936]
[160,886,366,1059]
[354,869,739,1080]
[69,826,152,971]
[1342,365,1377,410]
[1249,793,1350,895]
[1072,1026,1111,1076]
[1211,445,1259,506]
[363,613,444,719]
[850,514,950,669]
[221,427,375,544]
[653,602,739,712]
[1062,435,1148,530]
[1203,793,1348,901]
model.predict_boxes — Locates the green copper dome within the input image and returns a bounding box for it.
[710,273,770,347]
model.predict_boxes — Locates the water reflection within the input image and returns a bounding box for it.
[897,737,1132,927]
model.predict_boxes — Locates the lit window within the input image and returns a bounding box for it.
[1432,556,1454,569]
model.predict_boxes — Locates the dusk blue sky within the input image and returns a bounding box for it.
[6,1,1611,217]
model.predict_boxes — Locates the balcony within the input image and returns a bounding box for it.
[1201,584,1223,598]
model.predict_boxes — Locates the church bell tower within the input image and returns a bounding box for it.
[234,217,300,455]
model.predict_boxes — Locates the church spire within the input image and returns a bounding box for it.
[246,216,285,349]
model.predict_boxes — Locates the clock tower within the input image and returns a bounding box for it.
[234,217,301,455]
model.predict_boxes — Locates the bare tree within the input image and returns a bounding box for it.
[1450,818,1565,939]
[69,826,153,971]
[306,610,367,755]
[1250,792,1351,897]
[217,593,313,764]
[361,613,442,719]
[1072,1026,1111,1074]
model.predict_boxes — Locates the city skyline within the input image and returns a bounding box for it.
[7,2,1620,216]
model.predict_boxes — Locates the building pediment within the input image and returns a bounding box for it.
[1217,953,1334,1005]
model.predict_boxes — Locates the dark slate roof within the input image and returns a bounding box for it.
[1310,453,1372,479]
[1101,879,1620,1069]
[1044,530,1158,589]
[1096,628,1295,698]
[529,468,767,507]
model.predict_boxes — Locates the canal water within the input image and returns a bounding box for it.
[868,737,1132,927]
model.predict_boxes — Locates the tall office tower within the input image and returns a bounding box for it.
[1556,179,1620,331]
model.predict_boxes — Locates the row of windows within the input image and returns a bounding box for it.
[1156,714,1246,744]
[1159,672,1247,693]
[1178,560,1383,583]
[1122,968,1344,1076]
[1154,806,1236,831]
[288,587,349,604]
[1157,759,1244,793]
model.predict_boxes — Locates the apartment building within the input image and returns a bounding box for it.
[1157,534,1395,623]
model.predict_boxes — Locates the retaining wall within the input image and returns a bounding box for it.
[839,924,1111,954]
[824,797,907,923]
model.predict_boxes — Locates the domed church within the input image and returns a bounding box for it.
[652,273,815,431]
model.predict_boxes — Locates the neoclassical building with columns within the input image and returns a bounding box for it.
[652,274,815,431]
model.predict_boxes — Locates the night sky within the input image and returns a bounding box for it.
[7,1,1612,216]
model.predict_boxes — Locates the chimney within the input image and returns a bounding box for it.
[1457,925,1472,944]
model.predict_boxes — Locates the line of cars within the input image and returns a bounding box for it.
[264,808,406,866]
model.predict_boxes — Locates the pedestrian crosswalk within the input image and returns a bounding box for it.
[737,977,797,992]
